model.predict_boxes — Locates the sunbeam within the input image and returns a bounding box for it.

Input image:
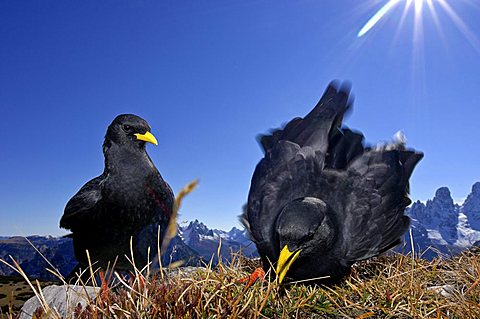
[436,0,480,53]
[358,0,480,53]
[358,0,402,37]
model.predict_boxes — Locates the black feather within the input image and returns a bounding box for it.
[59,114,174,274]
[243,82,423,283]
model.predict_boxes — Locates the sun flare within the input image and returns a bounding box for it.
[357,0,480,52]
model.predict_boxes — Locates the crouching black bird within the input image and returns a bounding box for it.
[241,82,423,284]
[60,114,174,279]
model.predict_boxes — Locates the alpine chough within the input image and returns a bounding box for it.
[242,82,423,284]
[60,114,174,276]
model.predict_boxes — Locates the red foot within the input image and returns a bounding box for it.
[239,267,266,288]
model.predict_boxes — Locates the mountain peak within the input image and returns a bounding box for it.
[435,187,452,200]
[190,219,207,228]
[472,182,480,195]
[406,200,425,220]
[463,182,480,230]
[430,187,455,210]
[412,200,426,208]
[419,186,458,244]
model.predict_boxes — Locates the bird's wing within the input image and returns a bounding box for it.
[332,149,423,264]
[60,175,104,230]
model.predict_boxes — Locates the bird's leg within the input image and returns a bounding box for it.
[238,267,266,288]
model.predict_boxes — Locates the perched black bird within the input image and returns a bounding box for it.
[60,114,174,277]
[242,82,423,284]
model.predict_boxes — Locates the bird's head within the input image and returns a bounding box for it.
[104,114,158,150]
[275,197,335,284]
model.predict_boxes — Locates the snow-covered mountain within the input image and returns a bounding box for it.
[400,182,480,259]
[178,220,258,263]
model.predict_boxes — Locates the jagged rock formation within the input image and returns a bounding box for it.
[415,187,459,245]
[463,182,480,230]
[400,182,480,259]
[178,220,258,263]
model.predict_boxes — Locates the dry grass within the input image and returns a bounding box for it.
[1,247,480,318]
[2,183,480,318]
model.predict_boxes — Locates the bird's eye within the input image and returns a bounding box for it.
[123,124,131,131]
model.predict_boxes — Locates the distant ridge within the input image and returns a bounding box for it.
[1,182,480,279]
[0,222,257,280]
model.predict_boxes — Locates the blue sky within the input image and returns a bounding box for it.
[1,0,479,236]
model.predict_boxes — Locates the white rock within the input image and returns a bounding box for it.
[19,285,99,319]
[427,284,456,298]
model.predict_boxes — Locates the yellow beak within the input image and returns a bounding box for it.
[276,245,301,284]
[134,131,158,146]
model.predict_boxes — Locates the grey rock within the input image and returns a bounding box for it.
[427,284,456,298]
[167,266,207,278]
[19,285,99,319]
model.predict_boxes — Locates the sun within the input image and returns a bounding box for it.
[357,0,480,53]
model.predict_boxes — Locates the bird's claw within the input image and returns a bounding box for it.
[239,267,266,288]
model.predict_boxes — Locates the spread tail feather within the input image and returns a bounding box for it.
[258,81,353,154]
